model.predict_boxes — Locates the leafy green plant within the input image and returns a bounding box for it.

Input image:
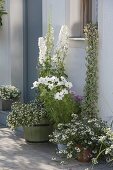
[82,23,99,118]
[0,0,7,26]
[7,100,48,129]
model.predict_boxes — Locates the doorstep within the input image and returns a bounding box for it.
[0,111,23,135]
[0,110,9,126]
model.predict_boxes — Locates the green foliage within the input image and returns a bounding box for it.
[82,23,99,118]
[0,0,7,26]
[7,100,48,129]
[41,90,77,126]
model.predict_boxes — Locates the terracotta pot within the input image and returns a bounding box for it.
[76,145,92,162]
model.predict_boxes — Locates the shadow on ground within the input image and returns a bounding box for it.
[0,127,112,170]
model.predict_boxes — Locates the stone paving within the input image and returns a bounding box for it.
[0,127,113,170]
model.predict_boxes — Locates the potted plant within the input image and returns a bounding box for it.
[49,114,111,163]
[0,85,21,111]
[49,95,82,153]
[7,99,52,142]
[32,23,78,126]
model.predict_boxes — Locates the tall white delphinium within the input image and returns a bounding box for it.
[52,25,70,77]
[38,37,47,66]
[39,22,54,77]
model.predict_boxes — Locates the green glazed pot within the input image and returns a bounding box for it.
[23,124,52,143]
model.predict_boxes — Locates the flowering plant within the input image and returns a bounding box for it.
[7,100,48,129]
[50,114,113,166]
[0,85,21,100]
[32,23,78,125]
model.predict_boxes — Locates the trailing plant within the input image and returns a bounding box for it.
[50,114,108,159]
[0,0,7,26]
[50,114,113,170]
[82,23,99,118]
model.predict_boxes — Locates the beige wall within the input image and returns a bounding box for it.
[0,0,11,85]
[0,0,24,98]
[98,0,113,122]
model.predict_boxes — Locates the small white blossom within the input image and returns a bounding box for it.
[67,153,73,159]
[92,158,98,165]
[105,148,111,155]
[65,82,73,88]
[75,147,81,153]
[98,136,106,142]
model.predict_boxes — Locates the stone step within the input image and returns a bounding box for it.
[0,110,9,127]
[0,110,23,135]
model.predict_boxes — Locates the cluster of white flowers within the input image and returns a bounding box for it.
[54,89,68,100]
[38,37,47,66]
[0,85,21,100]
[32,76,72,100]
[38,25,69,67]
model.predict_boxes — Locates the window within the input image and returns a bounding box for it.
[66,0,98,38]
[81,0,92,29]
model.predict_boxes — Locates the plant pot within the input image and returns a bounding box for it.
[76,145,92,162]
[0,99,13,111]
[23,124,52,143]
[57,144,67,152]
[0,98,20,111]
